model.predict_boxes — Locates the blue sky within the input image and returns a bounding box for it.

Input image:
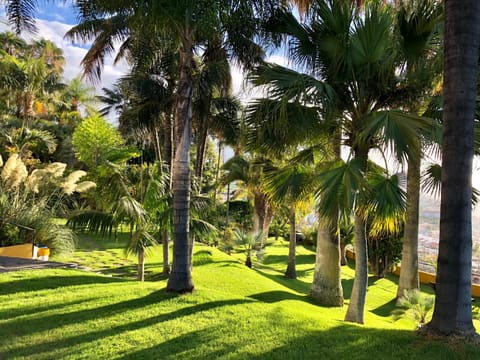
[36,2,77,25]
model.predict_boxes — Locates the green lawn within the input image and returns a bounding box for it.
[1,235,479,359]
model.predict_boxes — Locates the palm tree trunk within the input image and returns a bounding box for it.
[262,201,273,245]
[344,212,368,324]
[137,246,145,282]
[310,215,344,306]
[253,191,265,237]
[213,142,222,203]
[311,128,343,306]
[340,241,348,266]
[154,128,163,164]
[397,154,420,298]
[166,30,194,293]
[195,123,208,184]
[162,231,170,274]
[345,148,369,324]
[246,252,252,268]
[253,191,271,246]
[421,0,480,337]
[285,203,297,279]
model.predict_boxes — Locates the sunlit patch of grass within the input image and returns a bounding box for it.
[2,235,480,359]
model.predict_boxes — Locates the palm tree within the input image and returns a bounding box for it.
[222,155,274,246]
[395,0,443,299]
[264,162,313,279]
[420,0,480,338]
[0,31,27,56]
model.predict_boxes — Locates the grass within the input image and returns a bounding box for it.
[1,234,480,359]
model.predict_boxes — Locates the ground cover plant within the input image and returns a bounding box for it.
[1,235,479,360]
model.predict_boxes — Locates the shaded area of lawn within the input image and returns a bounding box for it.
[1,236,479,359]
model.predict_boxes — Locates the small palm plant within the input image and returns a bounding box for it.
[393,289,434,327]
[233,229,263,268]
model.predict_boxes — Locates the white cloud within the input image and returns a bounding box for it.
[231,53,289,105]
[0,18,128,93]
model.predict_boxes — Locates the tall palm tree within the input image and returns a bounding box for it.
[420,0,480,337]
[395,0,443,299]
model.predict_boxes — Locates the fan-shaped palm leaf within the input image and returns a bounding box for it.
[315,158,368,219]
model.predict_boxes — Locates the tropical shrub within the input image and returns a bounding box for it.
[233,229,263,268]
[0,154,95,253]
[393,289,434,327]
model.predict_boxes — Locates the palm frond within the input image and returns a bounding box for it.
[315,158,368,219]
[67,209,117,236]
[365,172,406,235]
[249,62,335,104]
[422,163,480,206]
[263,163,314,204]
[6,0,38,34]
[358,110,433,163]
[221,155,250,184]
[125,227,157,256]
[421,162,441,198]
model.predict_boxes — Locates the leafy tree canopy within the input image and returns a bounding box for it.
[72,114,139,168]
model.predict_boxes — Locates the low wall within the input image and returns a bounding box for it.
[0,243,34,259]
[345,249,480,298]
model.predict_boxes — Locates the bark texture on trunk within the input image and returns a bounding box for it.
[344,213,368,324]
[340,242,348,266]
[162,231,170,275]
[285,204,297,279]
[421,0,480,337]
[166,31,194,293]
[310,216,344,307]
[137,247,145,282]
[195,123,208,184]
[397,154,420,298]
[246,254,252,268]
[253,190,272,246]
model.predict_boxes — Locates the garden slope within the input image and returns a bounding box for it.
[0,243,479,360]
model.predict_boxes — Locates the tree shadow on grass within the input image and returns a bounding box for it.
[0,297,97,321]
[248,290,312,304]
[261,253,315,267]
[2,297,253,359]
[120,327,237,360]
[0,273,127,296]
[37,320,480,360]
[371,298,398,317]
[254,268,312,294]
[244,324,480,360]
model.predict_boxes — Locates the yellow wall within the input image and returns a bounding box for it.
[0,243,34,259]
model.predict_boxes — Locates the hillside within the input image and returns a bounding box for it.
[1,238,479,359]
